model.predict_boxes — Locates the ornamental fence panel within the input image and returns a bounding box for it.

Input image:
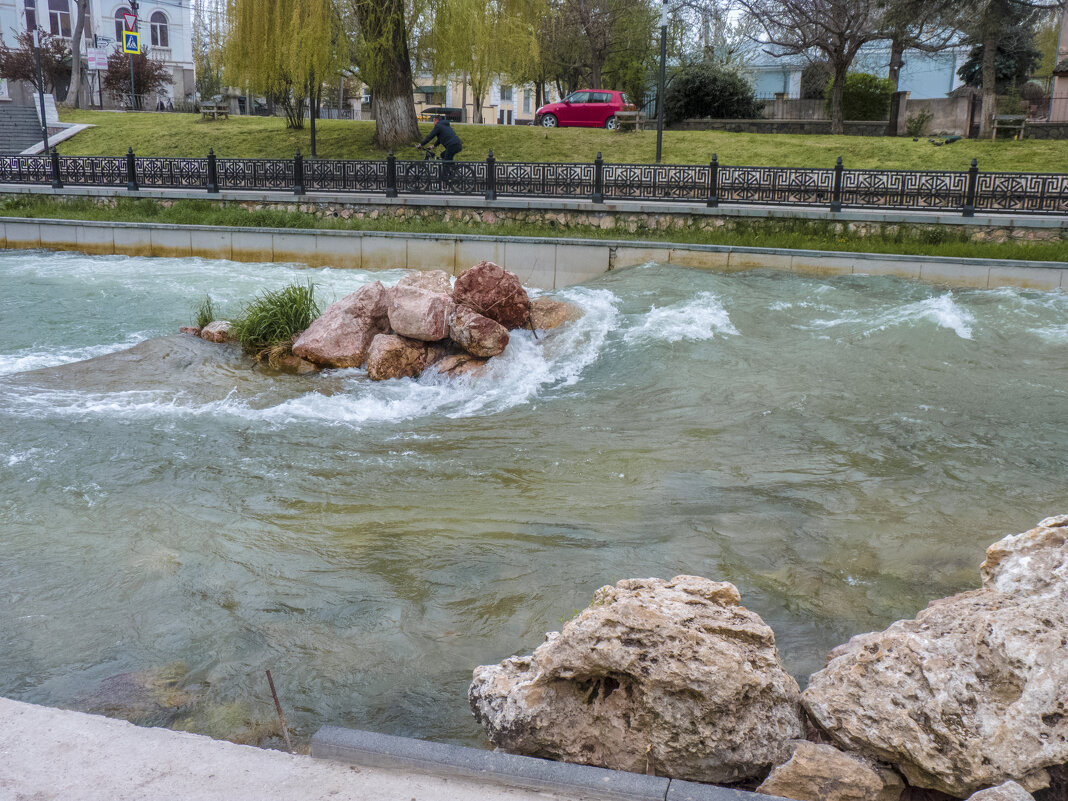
[1,151,1065,217]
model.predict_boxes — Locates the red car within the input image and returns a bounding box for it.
[535,90,633,130]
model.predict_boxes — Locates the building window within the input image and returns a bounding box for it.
[500,84,513,102]
[115,6,134,41]
[150,11,169,48]
[523,91,531,114]
[48,0,71,37]
[24,0,37,31]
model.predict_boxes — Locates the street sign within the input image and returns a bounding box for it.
[123,12,137,31]
[87,47,108,70]
[122,31,140,54]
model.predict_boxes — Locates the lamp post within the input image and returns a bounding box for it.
[655,0,668,163]
[128,0,139,109]
[32,28,50,153]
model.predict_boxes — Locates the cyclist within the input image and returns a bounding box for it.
[419,114,462,185]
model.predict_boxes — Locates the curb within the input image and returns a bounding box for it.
[310,726,785,801]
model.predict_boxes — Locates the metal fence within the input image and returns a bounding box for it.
[1,148,1066,216]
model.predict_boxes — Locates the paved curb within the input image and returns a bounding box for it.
[311,726,785,801]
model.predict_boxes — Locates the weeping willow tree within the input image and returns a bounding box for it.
[426,0,542,124]
[224,0,343,130]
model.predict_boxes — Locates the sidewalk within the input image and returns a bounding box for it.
[0,697,570,801]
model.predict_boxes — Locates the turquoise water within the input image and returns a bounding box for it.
[1,250,1065,747]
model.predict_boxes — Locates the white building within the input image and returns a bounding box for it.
[0,0,195,106]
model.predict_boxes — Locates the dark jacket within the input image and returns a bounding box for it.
[420,119,462,150]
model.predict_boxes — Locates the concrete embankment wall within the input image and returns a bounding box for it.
[1,216,1065,291]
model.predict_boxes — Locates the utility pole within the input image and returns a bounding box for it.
[127,0,139,109]
[655,0,668,163]
[32,28,50,152]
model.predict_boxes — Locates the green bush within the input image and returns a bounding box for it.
[664,63,763,124]
[906,109,933,137]
[801,62,832,100]
[229,281,320,356]
[193,295,216,329]
[825,73,895,120]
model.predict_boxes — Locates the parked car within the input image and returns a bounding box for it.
[419,106,464,122]
[535,90,633,129]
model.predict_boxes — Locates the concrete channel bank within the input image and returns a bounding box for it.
[0,215,1065,291]
[0,696,771,801]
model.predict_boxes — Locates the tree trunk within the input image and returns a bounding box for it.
[829,61,848,134]
[357,0,420,148]
[68,0,88,107]
[589,56,602,90]
[978,30,999,139]
[462,76,468,122]
[888,37,904,91]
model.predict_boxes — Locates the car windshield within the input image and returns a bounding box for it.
[566,92,590,103]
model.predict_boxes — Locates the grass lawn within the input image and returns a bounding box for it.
[4,195,1066,262]
[57,110,1068,172]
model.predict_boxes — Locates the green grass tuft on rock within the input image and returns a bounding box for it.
[194,295,216,329]
[229,281,319,357]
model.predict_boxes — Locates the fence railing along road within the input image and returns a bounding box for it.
[2,148,1066,217]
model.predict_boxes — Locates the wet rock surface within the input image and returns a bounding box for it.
[530,297,582,330]
[388,285,456,342]
[469,575,803,784]
[292,281,390,368]
[452,261,532,330]
[366,333,432,381]
[449,306,510,358]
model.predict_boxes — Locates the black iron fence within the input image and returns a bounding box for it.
[2,148,1066,217]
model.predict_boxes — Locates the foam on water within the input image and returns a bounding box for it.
[623,291,738,344]
[802,293,976,340]
[0,332,152,376]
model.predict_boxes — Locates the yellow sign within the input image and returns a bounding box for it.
[123,31,140,54]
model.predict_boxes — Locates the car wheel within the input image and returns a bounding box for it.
[605,115,618,130]
[541,114,558,128]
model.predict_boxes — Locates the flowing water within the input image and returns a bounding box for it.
[1,250,1066,747]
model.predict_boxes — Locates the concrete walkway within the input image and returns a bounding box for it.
[0,697,568,801]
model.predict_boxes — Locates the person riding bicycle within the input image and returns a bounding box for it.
[420,115,463,161]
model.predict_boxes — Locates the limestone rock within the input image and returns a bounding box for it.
[396,269,453,295]
[452,261,531,330]
[965,782,1034,801]
[530,297,581,330]
[432,352,488,378]
[449,306,510,357]
[469,575,803,784]
[367,334,429,381]
[292,282,390,368]
[757,741,903,801]
[388,285,456,342]
[199,321,232,343]
[179,326,201,337]
[802,516,1068,797]
[268,353,320,375]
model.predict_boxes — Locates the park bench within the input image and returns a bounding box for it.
[615,110,647,132]
[201,102,230,121]
[991,114,1026,140]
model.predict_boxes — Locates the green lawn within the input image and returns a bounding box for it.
[58,110,1068,172]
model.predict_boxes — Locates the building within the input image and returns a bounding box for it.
[0,0,195,108]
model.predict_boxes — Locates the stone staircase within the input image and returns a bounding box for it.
[0,105,45,153]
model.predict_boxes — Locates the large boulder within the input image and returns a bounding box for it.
[452,261,531,330]
[756,741,904,801]
[530,297,582,330]
[396,269,452,295]
[366,334,431,381]
[802,515,1068,797]
[388,285,455,342]
[469,575,803,784]
[449,306,510,358]
[292,282,390,368]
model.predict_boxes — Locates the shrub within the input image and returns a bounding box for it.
[194,295,216,329]
[801,61,832,100]
[825,72,895,120]
[906,109,933,138]
[663,63,763,124]
[229,281,320,356]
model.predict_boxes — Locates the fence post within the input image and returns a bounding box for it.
[592,152,604,204]
[125,147,138,192]
[293,149,305,196]
[385,150,397,198]
[962,158,978,217]
[206,148,219,193]
[707,154,719,208]
[50,146,63,189]
[830,156,843,212]
[485,150,497,201]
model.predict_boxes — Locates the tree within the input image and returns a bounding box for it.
[737,0,888,133]
[0,29,70,95]
[663,62,763,122]
[67,0,90,107]
[877,0,957,92]
[824,71,894,119]
[102,46,173,109]
[957,20,1042,91]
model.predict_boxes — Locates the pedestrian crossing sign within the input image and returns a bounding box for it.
[123,31,140,54]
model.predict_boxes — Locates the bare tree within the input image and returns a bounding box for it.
[67,0,90,107]
[737,0,888,132]
[878,0,958,92]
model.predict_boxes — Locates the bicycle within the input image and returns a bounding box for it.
[406,144,447,192]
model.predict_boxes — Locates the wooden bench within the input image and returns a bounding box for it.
[991,114,1026,140]
[201,103,230,121]
[615,110,647,132]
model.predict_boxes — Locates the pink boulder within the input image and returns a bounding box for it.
[367,334,431,381]
[449,306,510,358]
[530,297,582,330]
[388,285,456,342]
[292,282,390,368]
[396,269,452,295]
[200,321,232,343]
[452,261,531,330]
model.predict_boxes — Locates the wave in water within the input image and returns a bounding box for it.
[0,333,152,376]
[624,291,738,344]
[802,293,976,340]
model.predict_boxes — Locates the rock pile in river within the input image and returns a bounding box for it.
[469,515,1068,800]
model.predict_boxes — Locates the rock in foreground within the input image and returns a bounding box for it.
[452,261,531,330]
[756,741,903,801]
[803,515,1068,797]
[470,575,803,783]
[292,282,390,369]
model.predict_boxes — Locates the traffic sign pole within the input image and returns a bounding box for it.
[127,0,139,110]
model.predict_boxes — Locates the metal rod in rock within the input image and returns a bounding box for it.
[265,669,294,752]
